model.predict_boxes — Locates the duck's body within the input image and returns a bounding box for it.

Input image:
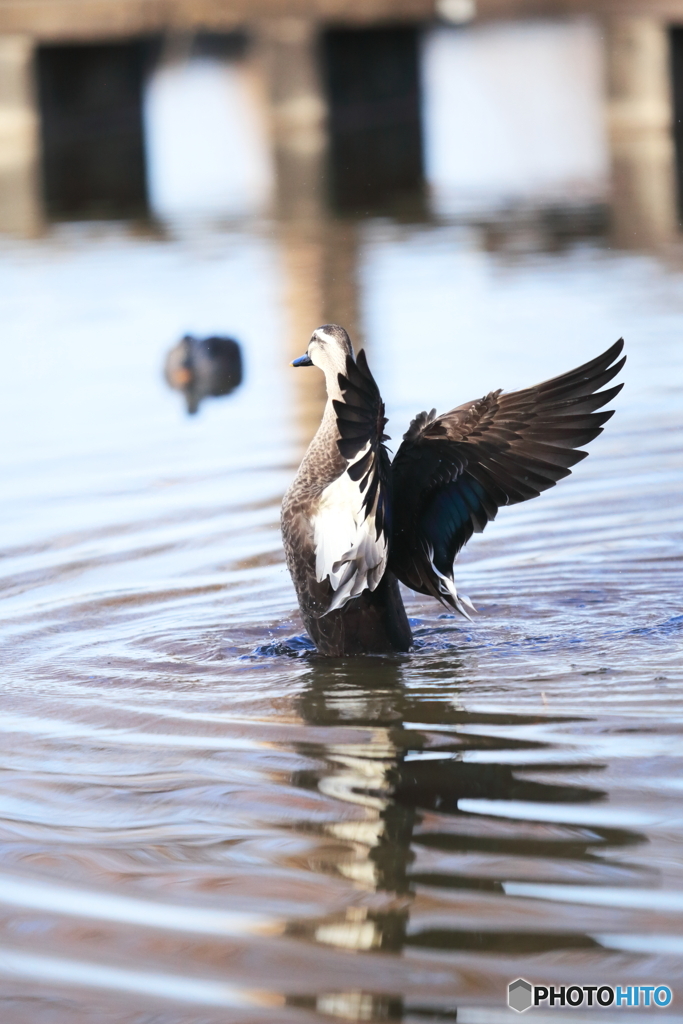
[281,384,412,654]
[282,325,625,656]
[165,334,242,414]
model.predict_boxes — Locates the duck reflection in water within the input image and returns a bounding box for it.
[164,334,243,414]
[286,660,645,1019]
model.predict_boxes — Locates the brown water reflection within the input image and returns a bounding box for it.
[0,217,682,1022]
[279,216,361,443]
[289,659,621,958]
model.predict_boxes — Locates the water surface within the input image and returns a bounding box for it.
[1,220,682,1022]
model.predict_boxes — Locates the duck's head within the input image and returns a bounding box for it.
[165,335,195,389]
[292,325,354,381]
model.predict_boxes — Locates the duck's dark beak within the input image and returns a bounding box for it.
[291,354,313,367]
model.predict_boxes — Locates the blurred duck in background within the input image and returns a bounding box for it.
[164,334,243,414]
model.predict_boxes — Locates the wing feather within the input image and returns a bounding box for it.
[389,339,625,615]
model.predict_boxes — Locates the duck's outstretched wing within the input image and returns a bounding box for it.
[389,339,626,617]
[313,350,391,614]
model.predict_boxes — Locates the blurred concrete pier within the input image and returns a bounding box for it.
[0,35,41,235]
[606,16,678,247]
[259,18,327,223]
[2,0,683,248]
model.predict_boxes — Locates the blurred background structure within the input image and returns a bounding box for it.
[0,0,682,248]
[2,0,681,437]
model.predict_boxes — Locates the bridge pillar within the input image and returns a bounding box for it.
[257,17,327,221]
[256,18,338,441]
[0,35,42,235]
[605,16,677,248]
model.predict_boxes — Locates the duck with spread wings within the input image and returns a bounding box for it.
[280,325,625,656]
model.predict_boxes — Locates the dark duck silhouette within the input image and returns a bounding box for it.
[281,325,625,656]
[165,334,243,414]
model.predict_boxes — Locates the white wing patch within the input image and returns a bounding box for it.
[313,446,388,615]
